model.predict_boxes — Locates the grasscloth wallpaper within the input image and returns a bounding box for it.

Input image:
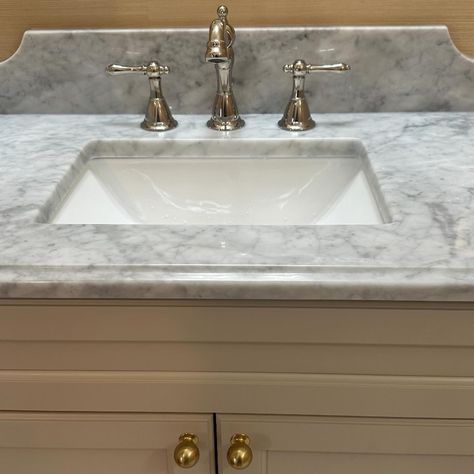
[0,0,473,61]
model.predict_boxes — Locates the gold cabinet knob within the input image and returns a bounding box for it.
[174,433,200,469]
[226,434,253,470]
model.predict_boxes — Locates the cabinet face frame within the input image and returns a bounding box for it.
[1,300,474,471]
[2,299,474,376]
[1,299,474,417]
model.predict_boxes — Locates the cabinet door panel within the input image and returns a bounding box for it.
[1,449,169,474]
[0,413,214,474]
[267,452,474,474]
[217,414,474,474]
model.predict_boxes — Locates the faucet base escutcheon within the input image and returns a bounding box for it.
[207,86,245,130]
[141,95,178,131]
[207,116,245,132]
[278,98,316,131]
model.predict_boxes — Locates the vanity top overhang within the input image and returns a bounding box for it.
[1,112,474,300]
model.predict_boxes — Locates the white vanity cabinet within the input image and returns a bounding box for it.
[1,299,474,473]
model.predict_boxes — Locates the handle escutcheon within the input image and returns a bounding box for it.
[174,433,200,469]
[227,434,253,470]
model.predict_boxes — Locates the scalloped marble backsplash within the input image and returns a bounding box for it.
[0,26,473,114]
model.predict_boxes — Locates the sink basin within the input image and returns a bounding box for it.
[47,139,389,226]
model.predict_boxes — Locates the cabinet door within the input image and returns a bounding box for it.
[217,414,474,474]
[0,412,214,474]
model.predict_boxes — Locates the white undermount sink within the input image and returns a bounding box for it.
[47,139,389,226]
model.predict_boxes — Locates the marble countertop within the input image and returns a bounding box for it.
[1,112,474,300]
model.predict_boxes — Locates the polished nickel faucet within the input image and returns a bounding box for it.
[205,5,245,131]
[278,59,351,131]
[106,61,177,132]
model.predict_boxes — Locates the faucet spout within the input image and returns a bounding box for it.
[206,18,230,63]
[205,5,244,131]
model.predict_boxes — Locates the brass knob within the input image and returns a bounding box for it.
[174,433,200,469]
[226,434,253,470]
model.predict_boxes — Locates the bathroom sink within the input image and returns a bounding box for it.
[48,139,388,226]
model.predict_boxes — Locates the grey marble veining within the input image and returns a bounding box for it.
[0,26,473,115]
[1,112,474,300]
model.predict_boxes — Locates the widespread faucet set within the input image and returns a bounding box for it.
[106,5,350,132]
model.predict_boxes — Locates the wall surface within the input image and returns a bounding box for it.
[0,0,473,61]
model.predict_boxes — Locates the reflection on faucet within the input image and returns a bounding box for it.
[205,5,245,131]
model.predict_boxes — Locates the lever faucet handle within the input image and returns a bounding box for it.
[278,58,351,132]
[106,62,170,77]
[283,60,351,76]
[105,61,177,132]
